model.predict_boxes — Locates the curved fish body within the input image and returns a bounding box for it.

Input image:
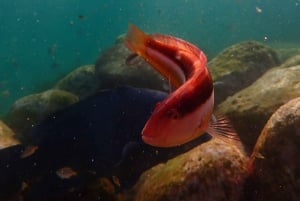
[125,24,237,147]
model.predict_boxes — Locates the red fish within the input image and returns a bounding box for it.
[125,24,239,147]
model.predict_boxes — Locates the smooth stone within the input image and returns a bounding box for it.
[280,54,300,68]
[5,89,78,139]
[95,38,169,92]
[208,41,280,105]
[55,65,100,99]
[127,138,249,201]
[217,65,300,152]
[244,97,300,201]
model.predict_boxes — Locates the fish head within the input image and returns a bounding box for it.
[141,98,213,147]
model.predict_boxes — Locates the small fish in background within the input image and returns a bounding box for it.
[56,166,77,179]
[125,24,242,148]
[10,57,19,68]
[50,62,60,69]
[112,176,121,188]
[125,53,139,66]
[255,6,262,13]
[78,15,86,20]
[48,43,57,55]
[1,89,10,97]
[20,145,39,158]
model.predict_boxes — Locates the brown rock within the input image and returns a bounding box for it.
[217,65,300,151]
[280,54,300,68]
[55,65,99,99]
[273,44,300,62]
[246,97,300,201]
[5,89,78,140]
[208,41,280,104]
[0,120,19,149]
[95,39,168,92]
[127,138,249,201]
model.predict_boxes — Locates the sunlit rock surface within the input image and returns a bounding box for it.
[244,97,300,201]
[217,65,300,151]
[280,54,300,68]
[126,138,249,201]
[208,41,280,104]
[0,120,19,149]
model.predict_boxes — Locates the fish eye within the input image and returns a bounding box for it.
[166,108,180,119]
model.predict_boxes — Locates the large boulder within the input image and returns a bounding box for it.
[5,89,78,140]
[127,138,249,201]
[217,65,300,151]
[55,65,100,99]
[208,41,280,104]
[95,38,168,92]
[244,97,300,201]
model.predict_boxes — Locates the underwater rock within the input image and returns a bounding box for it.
[95,38,168,91]
[245,97,300,201]
[0,87,209,201]
[5,89,78,139]
[208,41,280,105]
[127,138,249,201]
[274,45,300,62]
[55,65,100,99]
[0,120,19,149]
[217,65,300,152]
[280,54,300,68]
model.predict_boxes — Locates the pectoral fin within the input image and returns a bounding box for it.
[206,115,244,151]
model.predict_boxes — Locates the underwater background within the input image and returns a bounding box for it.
[1,0,300,115]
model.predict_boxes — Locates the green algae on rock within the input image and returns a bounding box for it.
[127,138,249,201]
[55,65,100,99]
[5,89,78,140]
[217,65,300,152]
[246,97,300,201]
[208,41,280,104]
[95,38,168,92]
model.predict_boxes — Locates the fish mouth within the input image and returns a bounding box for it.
[142,134,161,147]
[141,134,153,144]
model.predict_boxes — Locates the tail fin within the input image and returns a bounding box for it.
[124,24,148,55]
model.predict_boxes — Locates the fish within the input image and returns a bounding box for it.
[56,166,77,179]
[0,86,210,201]
[125,24,239,147]
[78,15,86,20]
[20,145,38,158]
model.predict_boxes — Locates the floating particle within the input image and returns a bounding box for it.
[256,6,262,13]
